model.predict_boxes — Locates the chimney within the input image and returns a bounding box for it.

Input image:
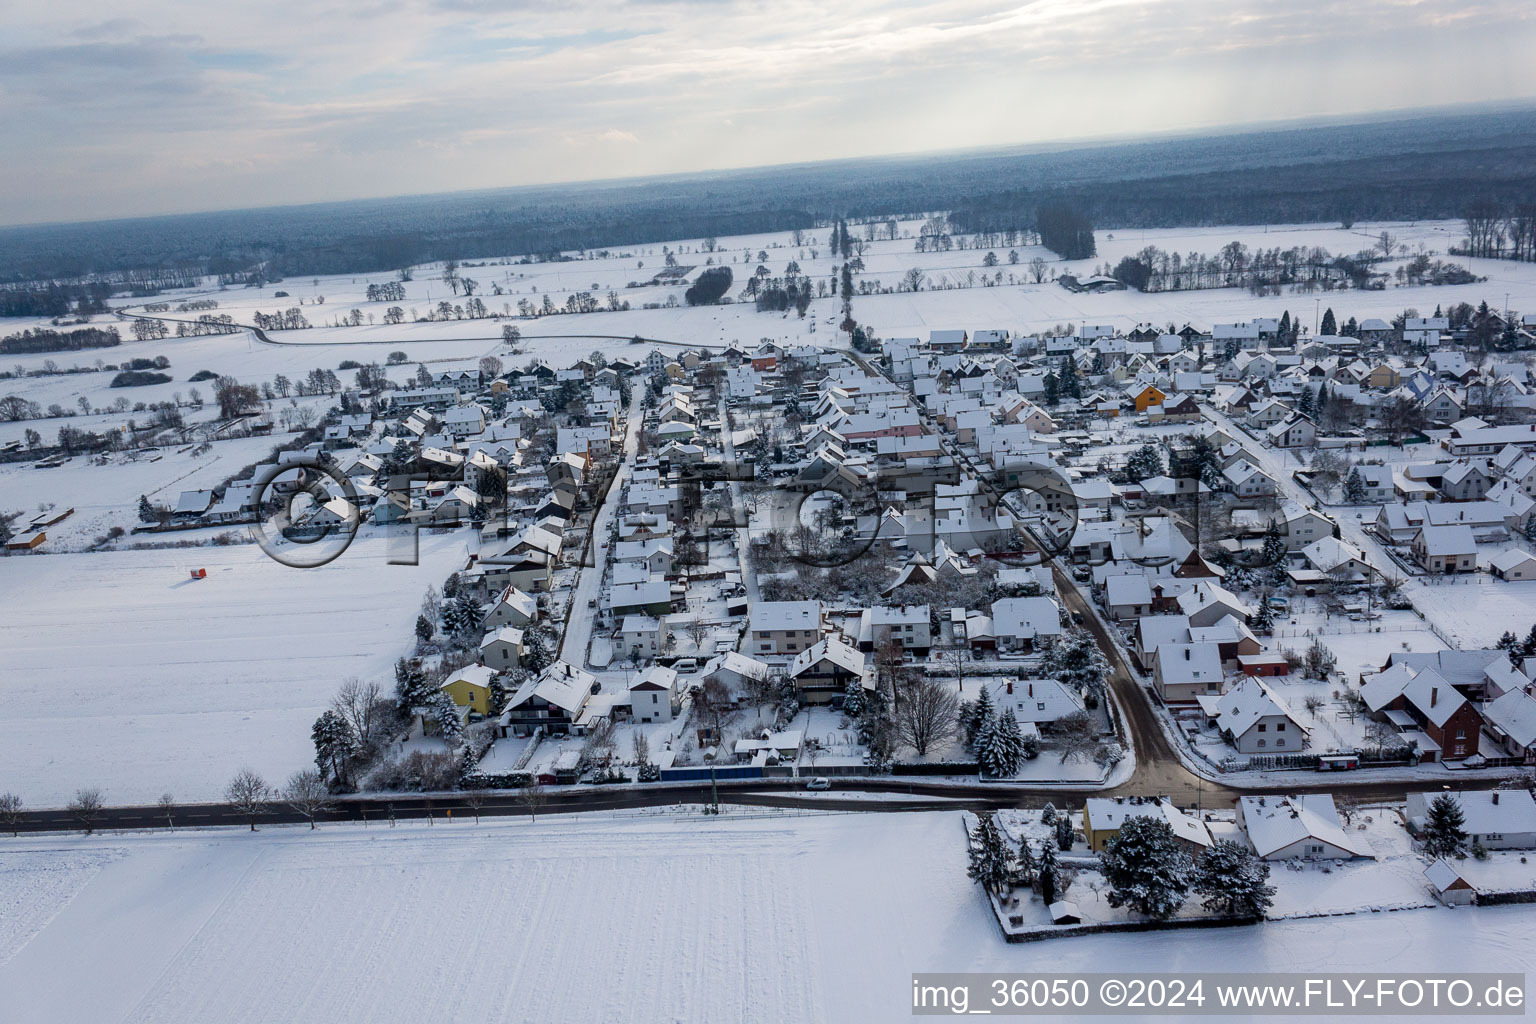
[1006,680,1013,695]
[1185,648,1191,661]
[1028,682,1034,697]
[1493,791,1500,805]
[1431,687,1439,707]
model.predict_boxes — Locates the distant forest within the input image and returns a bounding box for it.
[3,105,1536,293]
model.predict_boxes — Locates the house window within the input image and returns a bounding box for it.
[1257,723,1266,732]
[1276,723,1285,731]
[1037,702,1046,711]
[1257,739,1267,748]
[1276,739,1286,748]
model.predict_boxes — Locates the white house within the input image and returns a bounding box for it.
[1406,790,1536,850]
[1210,677,1306,754]
[1237,794,1372,860]
[478,626,525,670]
[619,615,669,661]
[1491,549,1536,581]
[629,666,679,723]
[856,605,933,653]
[748,601,825,655]
[987,677,1085,728]
[989,596,1065,651]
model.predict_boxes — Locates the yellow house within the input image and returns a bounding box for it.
[1083,796,1212,853]
[1366,363,1400,389]
[1133,385,1166,412]
[439,664,499,715]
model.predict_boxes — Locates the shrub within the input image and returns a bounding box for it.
[111,370,172,387]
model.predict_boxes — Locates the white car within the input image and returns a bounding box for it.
[805,778,831,791]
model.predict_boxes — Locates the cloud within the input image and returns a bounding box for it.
[0,0,1534,223]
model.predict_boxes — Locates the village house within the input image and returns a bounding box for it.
[1411,524,1477,574]
[1406,790,1536,850]
[1083,796,1212,854]
[1152,642,1224,704]
[787,635,873,704]
[628,666,680,724]
[855,605,934,654]
[1237,794,1371,861]
[503,661,599,735]
[748,601,826,655]
[1360,662,1483,760]
[439,664,499,716]
[1204,677,1306,754]
[618,615,669,661]
[478,626,525,670]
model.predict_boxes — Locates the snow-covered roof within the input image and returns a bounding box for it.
[1214,678,1304,740]
[749,601,823,632]
[1085,797,1211,847]
[1483,689,1536,749]
[1423,859,1469,892]
[507,661,597,716]
[478,626,524,649]
[1239,794,1372,859]
[989,597,1064,640]
[1154,643,1223,686]
[788,635,867,680]
[987,678,1084,725]
[1408,789,1536,837]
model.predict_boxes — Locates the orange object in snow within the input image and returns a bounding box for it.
[190,568,207,579]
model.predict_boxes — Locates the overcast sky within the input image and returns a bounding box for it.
[4,0,1536,226]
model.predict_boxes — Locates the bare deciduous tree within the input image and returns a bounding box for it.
[332,677,386,749]
[519,780,547,821]
[283,769,333,829]
[1055,710,1098,764]
[463,787,486,824]
[225,769,270,831]
[0,792,22,836]
[894,674,960,756]
[157,792,176,830]
[68,788,104,834]
[632,729,651,766]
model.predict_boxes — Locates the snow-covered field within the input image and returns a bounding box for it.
[0,433,289,548]
[0,531,470,807]
[1,811,1532,1024]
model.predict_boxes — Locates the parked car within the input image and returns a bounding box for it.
[805,778,831,790]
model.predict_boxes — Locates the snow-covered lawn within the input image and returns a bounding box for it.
[0,531,470,807]
[3,811,1533,1024]
[1400,575,1536,650]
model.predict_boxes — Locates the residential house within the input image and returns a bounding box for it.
[1237,795,1371,860]
[856,605,934,654]
[618,615,669,661]
[989,596,1065,652]
[503,661,599,735]
[1209,678,1306,754]
[478,626,525,670]
[629,666,680,723]
[748,601,826,655]
[439,664,499,716]
[987,677,1085,729]
[1360,662,1482,760]
[1411,524,1477,574]
[1406,790,1536,850]
[1083,796,1212,854]
[1153,642,1224,704]
[788,635,873,704]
